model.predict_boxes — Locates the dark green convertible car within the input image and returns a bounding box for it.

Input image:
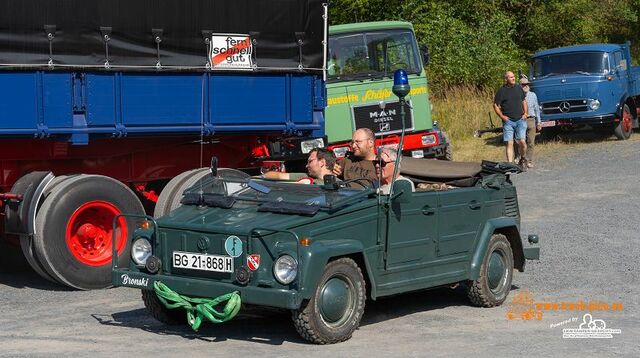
[113,158,539,344]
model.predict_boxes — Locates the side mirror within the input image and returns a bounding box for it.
[323,174,339,190]
[420,45,429,66]
[390,179,413,203]
[210,156,218,177]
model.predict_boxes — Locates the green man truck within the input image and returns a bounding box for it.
[325,21,451,160]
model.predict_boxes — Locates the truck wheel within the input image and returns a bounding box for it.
[141,289,186,324]
[154,168,249,217]
[18,175,70,282]
[614,104,633,140]
[292,258,366,344]
[441,130,453,161]
[466,234,514,307]
[33,175,144,290]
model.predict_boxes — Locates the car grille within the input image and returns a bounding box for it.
[503,195,520,218]
[542,99,589,114]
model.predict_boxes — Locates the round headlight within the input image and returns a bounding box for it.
[131,237,152,265]
[589,99,601,110]
[273,255,298,284]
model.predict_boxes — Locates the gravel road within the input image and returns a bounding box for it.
[1,137,638,357]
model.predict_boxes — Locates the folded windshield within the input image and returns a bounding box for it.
[532,51,609,78]
[182,176,372,211]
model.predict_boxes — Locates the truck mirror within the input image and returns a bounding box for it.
[420,45,429,66]
[323,174,339,190]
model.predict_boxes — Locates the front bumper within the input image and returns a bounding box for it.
[113,268,302,309]
[541,114,616,127]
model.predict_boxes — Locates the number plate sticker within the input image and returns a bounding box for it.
[173,251,234,273]
[540,121,556,127]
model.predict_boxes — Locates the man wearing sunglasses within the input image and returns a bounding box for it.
[263,148,336,184]
[333,128,378,188]
[375,147,415,195]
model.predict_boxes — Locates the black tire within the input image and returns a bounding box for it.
[141,289,186,325]
[441,130,453,161]
[33,175,145,290]
[292,258,366,344]
[614,104,633,140]
[18,175,71,282]
[466,234,514,307]
[153,168,249,218]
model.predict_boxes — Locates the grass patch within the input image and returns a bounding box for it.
[431,86,639,162]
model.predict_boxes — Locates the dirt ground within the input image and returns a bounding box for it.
[1,134,638,357]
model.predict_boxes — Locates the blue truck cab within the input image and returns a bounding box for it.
[530,42,640,139]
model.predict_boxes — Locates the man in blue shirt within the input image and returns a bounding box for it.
[494,71,528,166]
[520,76,541,168]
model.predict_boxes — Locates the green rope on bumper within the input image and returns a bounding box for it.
[153,281,241,331]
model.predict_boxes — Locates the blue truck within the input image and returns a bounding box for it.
[0,0,327,289]
[530,42,640,139]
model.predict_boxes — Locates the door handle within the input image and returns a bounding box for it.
[468,200,481,210]
[422,205,435,215]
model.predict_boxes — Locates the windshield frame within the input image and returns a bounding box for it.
[327,28,423,83]
[531,51,610,79]
[183,176,377,212]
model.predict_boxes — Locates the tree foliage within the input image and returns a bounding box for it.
[329,0,640,95]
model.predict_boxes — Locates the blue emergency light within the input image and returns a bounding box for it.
[392,69,410,98]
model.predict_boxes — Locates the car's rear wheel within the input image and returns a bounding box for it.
[466,234,514,307]
[292,258,365,344]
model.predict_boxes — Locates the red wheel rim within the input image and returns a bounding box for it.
[65,201,127,267]
[622,108,633,132]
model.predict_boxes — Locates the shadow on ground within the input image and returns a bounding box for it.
[93,284,521,344]
[0,270,72,291]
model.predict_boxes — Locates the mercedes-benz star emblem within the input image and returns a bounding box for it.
[559,101,571,113]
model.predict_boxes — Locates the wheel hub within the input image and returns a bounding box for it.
[622,109,632,132]
[65,201,127,267]
[487,251,506,290]
[319,277,351,323]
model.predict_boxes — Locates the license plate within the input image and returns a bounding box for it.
[173,251,234,273]
[540,121,556,128]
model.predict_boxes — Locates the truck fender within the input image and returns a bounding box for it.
[469,217,525,280]
[297,239,371,301]
[4,171,55,235]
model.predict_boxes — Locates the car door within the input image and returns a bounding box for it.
[436,187,485,257]
[384,184,438,269]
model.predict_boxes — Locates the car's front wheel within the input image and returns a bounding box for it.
[466,234,514,307]
[292,258,366,344]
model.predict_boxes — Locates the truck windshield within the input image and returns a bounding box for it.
[328,29,421,81]
[183,177,373,213]
[532,52,609,78]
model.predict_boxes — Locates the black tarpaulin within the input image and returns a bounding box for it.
[0,0,326,73]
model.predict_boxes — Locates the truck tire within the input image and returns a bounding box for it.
[466,234,514,307]
[33,175,144,290]
[153,168,210,218]
[441,130,453,161]
[292,258,366,344]
[614,104,633,140]
[18,175,71,282]
[141,289,186,325]
[154,168,249,218]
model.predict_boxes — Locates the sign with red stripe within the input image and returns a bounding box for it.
[247,254,260,271]
[209,34,253,69]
